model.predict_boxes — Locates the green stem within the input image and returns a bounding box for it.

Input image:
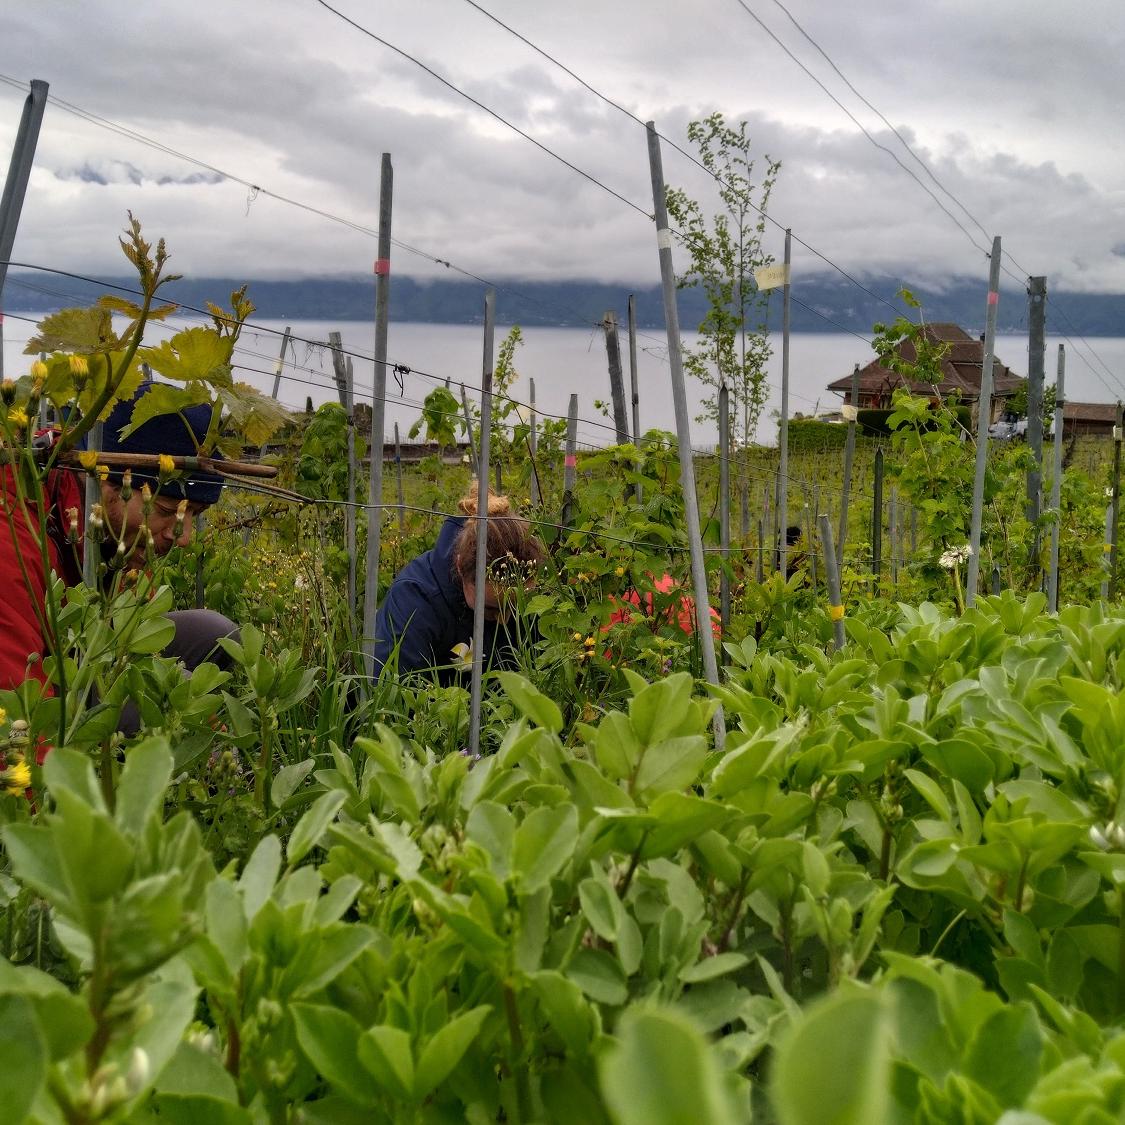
[1014,854,1030,913]
[99,737,115,812]
[503,984,532,1125]
[717,871,749,953]
[879,825,893,883]
[930,908,966,958]
[1118,885,1125,1017]
[257,702,273,816]
[616,830,649,900]
[780,899,795,995]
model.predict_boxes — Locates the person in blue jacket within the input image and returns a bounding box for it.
[372,490,546,682]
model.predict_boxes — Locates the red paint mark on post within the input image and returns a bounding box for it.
[374,258,391,275]
[564,455,577,468]
[987,291,999,305]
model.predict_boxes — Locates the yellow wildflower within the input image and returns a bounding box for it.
[2,759,31,795]
[96,464,109,482]
[0,706,6,724]
[30,360,48,381]
[158,454,176,476]
[614,566,625,577]
[78,450,99,471]
[572,632,582,642]
[583,636,596,648]
[6,408,29,431]
[68,354,89,376]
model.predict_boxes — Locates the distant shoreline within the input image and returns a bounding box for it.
[5,271,1124,336]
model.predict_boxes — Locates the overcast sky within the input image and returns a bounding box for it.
[2,0,1124,299]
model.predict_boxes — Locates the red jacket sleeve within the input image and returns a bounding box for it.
[0,461,77,688]
[0,468,59,690]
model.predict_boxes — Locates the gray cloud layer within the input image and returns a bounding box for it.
[2,0,1123,292]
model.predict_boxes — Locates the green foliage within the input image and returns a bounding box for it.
[665,112,781,483]
[7,596,1125,1119]
[408,385,461,451]
[785,418,851,451]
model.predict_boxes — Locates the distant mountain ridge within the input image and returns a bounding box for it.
[6,271,1124,336]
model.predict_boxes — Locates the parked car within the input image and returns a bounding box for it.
[989,414,1027,440]
[988,413,1054,440]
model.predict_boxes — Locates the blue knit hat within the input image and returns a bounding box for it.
[87,381,225,506]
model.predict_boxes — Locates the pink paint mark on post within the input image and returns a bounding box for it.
[564,455,577,468]
[987,291,999,306]
[374,259,391,275]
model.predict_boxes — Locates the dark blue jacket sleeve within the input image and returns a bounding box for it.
[372,577,447,677]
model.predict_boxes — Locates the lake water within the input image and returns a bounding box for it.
[5,311,1125,447]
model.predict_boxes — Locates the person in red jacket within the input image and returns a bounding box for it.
[0,383,237,707]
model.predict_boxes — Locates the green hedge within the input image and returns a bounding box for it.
[784,418,850,451]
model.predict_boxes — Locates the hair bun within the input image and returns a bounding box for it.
[459,485,511,516]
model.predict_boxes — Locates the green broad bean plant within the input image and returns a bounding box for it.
[5,597,1125,1121]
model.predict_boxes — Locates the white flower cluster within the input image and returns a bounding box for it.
[938,544,972,569]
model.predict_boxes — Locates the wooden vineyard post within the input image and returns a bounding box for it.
[872,448,884,596]
[756,516,765,583]
[646,121,723,746]
[394,422,405,530]
[1047,344,1065,611]
[362,152,392,677]
[805,486,818,591]
[468,290,495,761]
[1111,402,1123,600]
[0,79,48,381]
[460,385,478,477]
[889,487,898,590]
[773,472,781,575]
[762,484,772,575]
[1026,276,1046,579]
[627,294,642,505]
[1104,501,1114,601]
[269,326,292,399]
[838,363,861,569]
[603,310,630,445]
[345,356,358,633]
[773,229,793,577]
[719,382,731,638]
[528,377,540,506]
[330,333,358,634]
[818,514,846,650]
[966,236,1002,607]
[561,393,578,529]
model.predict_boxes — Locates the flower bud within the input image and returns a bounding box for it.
[124,1046,150,1094]
[120,469,133,501]
[141,483,153,513]
[0,380,15,406]
[68,354,89,377]
[65,506,79,544]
